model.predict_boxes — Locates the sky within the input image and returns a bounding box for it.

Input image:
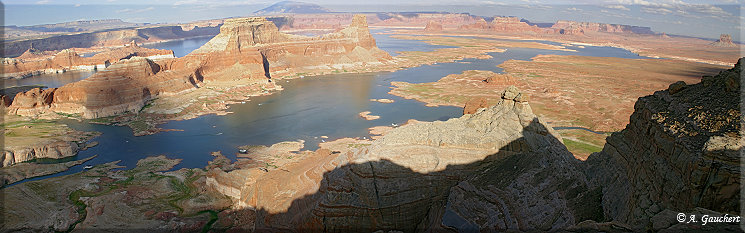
[3,0,743,41]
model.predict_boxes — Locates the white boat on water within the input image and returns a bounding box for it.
[83,165,93,169]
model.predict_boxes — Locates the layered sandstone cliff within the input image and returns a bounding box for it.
[374,13,483,28]
[7,14,391,119]
[2,141,79,167]
[551,20,654,35]
[3,23,220,58]
[456,16,549,34]
[456,18,655,36]
[50,57,203,118]
[585,58,742,227]
[488,17,546,34]
[1,41,174,79]
[424,21,443,31]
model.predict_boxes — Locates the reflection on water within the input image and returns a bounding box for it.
[373,29,455,56]
[5,37,215,90]
[142,36,214,57]
[4,70,96,89]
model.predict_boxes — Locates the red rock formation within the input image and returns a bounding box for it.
[276,14,352,31]
[457,17,548,34]
[458,18,489,30]
[7,87,56,116]
[2,42,174,79]
[3,23,221,58]
[710,34,736,47]
[49,57,201,118]
[551,20,653,34]
[0,95,11,107]
[374,13,482,28]
[193,15,390,81]
[424,21,443,31]
[483,74,516,86]
[8,14,391,119]
[489,17,544,33]
[462,97,488,114]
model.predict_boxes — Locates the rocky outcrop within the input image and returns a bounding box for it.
[456,18,655,36]
[462,97,488,115]
[49,56,202,118]
[489,17,545,34]
[458,18,489,30]
[710,34,737,47]
[8,14,391,119]
[2,140,79,167]
[222,86,595,231]
[585,58,742,227]
[7,87,56,115]
[192,14,391,81]
[374,13,483,28]
[1,42,174,79]
[3,23,220,58]
[424,21,443,31]
[551,20,654,34]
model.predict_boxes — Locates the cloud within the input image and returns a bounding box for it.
[173,0,201,5]
[604,4,630,11]
[609,0,738,24]
[566,7,582,11]
[116,7,155,14]
[35,0,50,4]
[641,6,673,14]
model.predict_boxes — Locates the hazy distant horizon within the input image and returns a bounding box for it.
[3,0,742,41]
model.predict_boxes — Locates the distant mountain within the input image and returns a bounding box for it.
[254,1,331,15]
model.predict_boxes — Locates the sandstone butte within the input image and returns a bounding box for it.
[375,13,483,28]
[6,15,392,119]
[710,34,737,47]
[1,41,174,79]
[423,20,444,31]
[452,17,654,35]
[201,59,740,231]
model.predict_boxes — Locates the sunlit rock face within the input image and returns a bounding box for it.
[585,58,742,227]
[8,14,392,119]
[1,43,174,79]
[208,86,587,232]
[306,87,589,232]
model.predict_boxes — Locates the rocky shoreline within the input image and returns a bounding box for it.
[387,56,728,159]
[2,115,101,167]
[2,57,741,231]
[0,155,97,187]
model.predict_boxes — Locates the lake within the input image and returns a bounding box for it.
[8,30,649,185]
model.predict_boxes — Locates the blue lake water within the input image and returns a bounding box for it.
[141,36,215,58]
[4,70,97,89]
[8,30,651,186]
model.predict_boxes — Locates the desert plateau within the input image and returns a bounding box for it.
[1,1,742,232]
